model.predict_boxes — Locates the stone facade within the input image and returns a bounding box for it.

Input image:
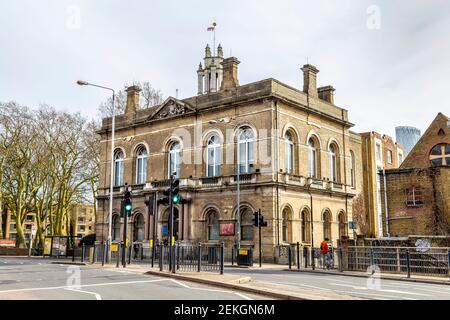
[360,132,405,237]
[96,45,363,261]
[380,113,450,236]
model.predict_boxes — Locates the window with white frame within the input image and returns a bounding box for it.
[375,143,381,161]
[308,138,318,178]
[285,131,294,174]
[207,135,221,177]
[329,144,338,182]
[114,150,125,187]
[135,146,148,185]
[350,151,355,187]
[387,149,393,164]
[238,128,254,174]
[168,141,181,178]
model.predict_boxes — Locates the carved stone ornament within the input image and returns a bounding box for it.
[156,100,186,119]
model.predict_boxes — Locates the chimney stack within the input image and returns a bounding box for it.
[220,57,240,91]
[318,86,336,104]
[125,85,141,118]
[301,64,319,98]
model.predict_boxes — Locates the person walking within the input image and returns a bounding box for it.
[320,238,332,270]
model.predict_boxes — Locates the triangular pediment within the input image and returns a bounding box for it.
[148,97,196,121]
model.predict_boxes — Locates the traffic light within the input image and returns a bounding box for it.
[171,177,180,204]
[253,211,260,227]
[123,186,132,216]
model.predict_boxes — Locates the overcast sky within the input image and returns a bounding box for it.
[1,0,449,138]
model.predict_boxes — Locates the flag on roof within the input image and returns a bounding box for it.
[207,22,217,32]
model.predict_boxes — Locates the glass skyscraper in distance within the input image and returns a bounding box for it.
[395,126,421,155]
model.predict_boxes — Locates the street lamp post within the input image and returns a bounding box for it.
[77,80,115,258]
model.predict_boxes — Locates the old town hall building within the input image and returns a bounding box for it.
[96,45,363,260]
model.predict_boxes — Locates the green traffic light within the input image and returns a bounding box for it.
[125,204,132,211]
[172,194,181,204]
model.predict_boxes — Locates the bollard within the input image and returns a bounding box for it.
[304,247,308,268]
[92,245,97,264]
[172,244,176,274]
[177,245,180,270]
[197,243,201,272]
[116,243,121,268]
[128,244,132,265]
[406,249,411,278]
[102,243,106,267]
[231,246,235,266]
[296,242,300,270]
[312,248,315,271]
[72,246,75,262]
[151,244,155,268]
[370,249,375,267]
[81,243,85,263]
[220,243,224,275]
[159,245,163,272]
[338,247,343,272]
[288,246,292,269]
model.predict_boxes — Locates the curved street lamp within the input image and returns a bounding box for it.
[77,80,116,257]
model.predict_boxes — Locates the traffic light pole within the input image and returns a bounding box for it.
[122,207,128,268]
[169,174,174,273]
[258,209,262,268]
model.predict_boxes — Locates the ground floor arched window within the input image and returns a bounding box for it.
[301,209,311,243]
[338,211,348,239]
[323,210,332,240]
[240,208,254,241]
[133,214,145,242]
[207,209,220,241]
[112,215,120,241]
[282,208,292,243]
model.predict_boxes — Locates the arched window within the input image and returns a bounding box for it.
[238,128,254,174]
[207,210,220,241]
[329,144,339,182]
[301,209,311,243]
[285,131,294,174]
[429,143,450,166]
[308,138,318,178]
[323,211,332,240]
[282,208,292,243]
[168,141,181,178]
[114,150,125,187]
[240,208,254,241]
[338,211,348,239]
[207,135,221,177]
[133,214,145,242]
[135,146,148,185]
[350,151,355,187]
[112,215,120,241]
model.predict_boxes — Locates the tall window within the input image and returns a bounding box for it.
[282,209,292,243]
[301,209,311,243]
[207,135,221,177]
[240,208,254,241]
[398,152,404,164]
[308,138,318,178]
[207,210,220,241]
[375,143,382,161]
[114,150,124,187]
[386,150,393,164]
[168,141,181,178]
[329,144,338,182]
[133,214,145,241]
[135,146,148,185]
[350,151,355,187]
[285,131,294,174]
[338,211,347,239]
[323,211,331,240]
[112,215,120,241]
[238,128,254,174]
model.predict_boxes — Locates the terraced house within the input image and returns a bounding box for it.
[96,45,363,261]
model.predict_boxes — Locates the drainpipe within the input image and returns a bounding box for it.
[275,100,280,246]
[365,137,371,237]
[383,169,390,237]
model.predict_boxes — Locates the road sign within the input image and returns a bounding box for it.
[349,221,358,230]
[31,225,37,236]
[111,244,119,252]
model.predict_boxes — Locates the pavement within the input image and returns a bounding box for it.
[0,257,268,300]
[1,257,450,300]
